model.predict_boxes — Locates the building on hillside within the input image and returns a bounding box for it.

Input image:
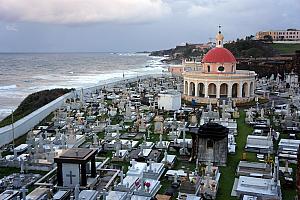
[256,29,300,42]
[182,30,257,104]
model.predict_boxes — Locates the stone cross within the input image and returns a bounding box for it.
[207,161,212,176]
[119,171,124,185]
[164,151,168,163]
[271,100,275,109]
[159,133,163,146]
[182,126,186,144]
[284,159,289,174]
[228,98,232,109]
[20,158,25,174]
[260,108,264,119]
[74,184,80,200]
[20,186,28,200]
[116,142,120,157]
[101,189,108,200]
[66,171,76,185]
[222,100,226,119]
[174,172,178,183]
[148,159,154,172]
[130,159,137,169]
[93,134,98,145]
[140,144,144,157]
[195,158,199,172]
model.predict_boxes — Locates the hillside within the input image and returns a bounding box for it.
[150,43,208,59]
[151,39,300,60]
[271,43,300,54]
[0,88,73,128]
[224,40,276,58]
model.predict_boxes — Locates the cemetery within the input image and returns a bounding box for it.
[0,70,299,200]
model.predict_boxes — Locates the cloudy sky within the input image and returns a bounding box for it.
[0,0,299,52]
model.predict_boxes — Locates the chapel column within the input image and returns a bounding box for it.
[204,82,208,98]
[187,81,190,96]
[238,82,243,98]
[247,81,251,97]
[251,81,255,96]
[195,82,198,97]
[216,83,220,98]
[228,83,232,98]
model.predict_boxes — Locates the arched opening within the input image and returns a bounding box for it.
[207,65,211,73]
[232,83,238,98]
[184,81,188,95]
[250,82,254,96]
[242,82,248,97]
[220,83,228,98]
[189,82,195,96]
[208,83,216,98]
[198,83,205,97]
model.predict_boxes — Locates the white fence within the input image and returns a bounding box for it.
[0,73,168,147]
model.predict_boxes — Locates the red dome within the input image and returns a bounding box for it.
[202,47,236,63]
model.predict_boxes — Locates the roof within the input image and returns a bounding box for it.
[202,47,236,63]
[54,148,97,164]
[195,122,228,140]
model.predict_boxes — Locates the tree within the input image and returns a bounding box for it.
[263,35,273,42]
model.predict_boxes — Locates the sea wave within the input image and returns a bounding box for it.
[0,53,167,120]
[0,84,17,91]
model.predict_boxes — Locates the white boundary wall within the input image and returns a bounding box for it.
[0,73,168,147]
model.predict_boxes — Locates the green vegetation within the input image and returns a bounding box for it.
[217,110,255,200]
[224,39,275,58]
[0,88,73,128]
[150,43,208,60]
[271,43,300,54]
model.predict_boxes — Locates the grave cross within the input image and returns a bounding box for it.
[66,170,76,185]
[20,186,28,200]
[148,159,154,172]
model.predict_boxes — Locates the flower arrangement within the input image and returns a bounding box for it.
[135,180,140,188]
[144,181,151,192]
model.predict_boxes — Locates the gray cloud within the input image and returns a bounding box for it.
[0,0,171,24]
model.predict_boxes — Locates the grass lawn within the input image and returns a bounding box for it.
[216,110,254,200]
[271,43,300,54]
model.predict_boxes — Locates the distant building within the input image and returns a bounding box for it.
[256,29,300,41]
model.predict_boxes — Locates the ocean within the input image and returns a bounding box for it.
[0,53,166,121]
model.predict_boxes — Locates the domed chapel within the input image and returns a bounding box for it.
[182,30,257,104]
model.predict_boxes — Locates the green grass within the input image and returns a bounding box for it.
[271,43,300,54]
[216,110,254,200]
